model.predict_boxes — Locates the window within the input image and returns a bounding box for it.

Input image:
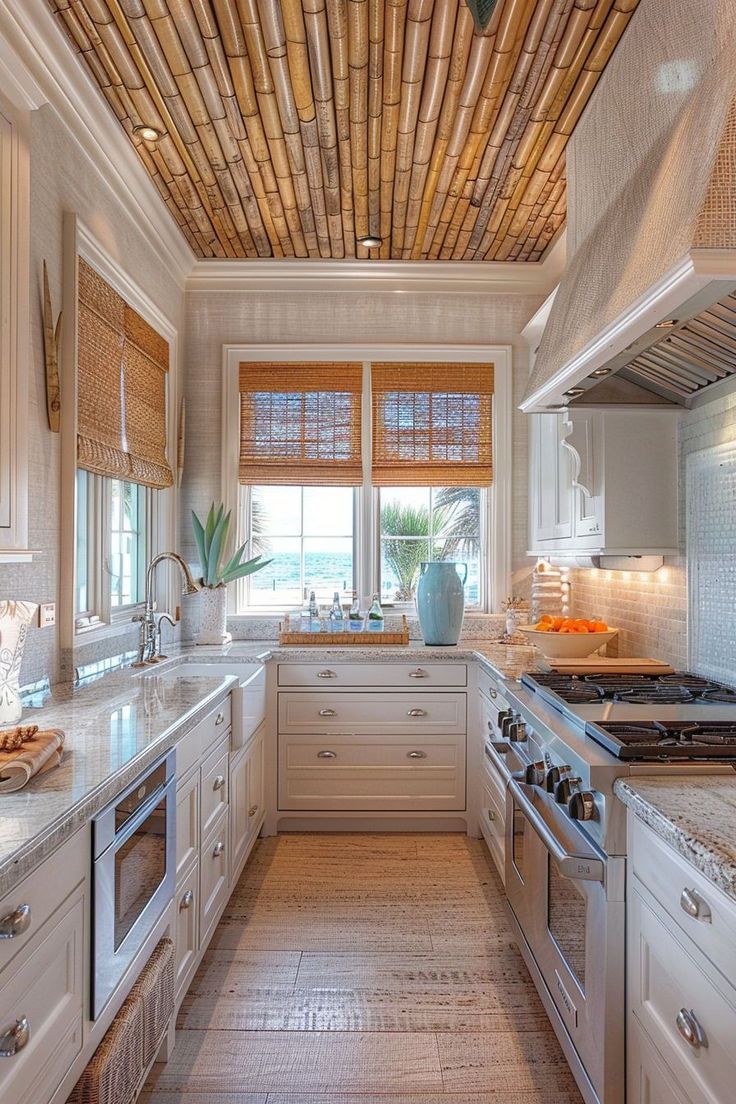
[232,358,500,614]
[109,479,148,608]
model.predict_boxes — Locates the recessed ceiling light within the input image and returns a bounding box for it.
[133,124,162,142]
[655,318,678,328]
[357,234,382,248]
[590,367,612,377]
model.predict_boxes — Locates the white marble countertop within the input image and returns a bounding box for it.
[615,776,736,904]
[0,637,540,898]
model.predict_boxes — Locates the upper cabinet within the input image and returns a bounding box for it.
[529,409,680,557]
[0,93,31,562]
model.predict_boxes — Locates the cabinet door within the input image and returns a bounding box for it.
[563,412,603,539]
[229,746,250,879]
[628,1018,692,1104]
[246,729,264,839]
[530,413,573,544]
[174,863,199,1004]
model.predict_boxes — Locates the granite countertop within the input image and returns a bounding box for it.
[0,665,237,899]
[615,776,736,904]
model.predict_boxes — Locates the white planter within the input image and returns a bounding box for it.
[197,586,231,646]
[0,600,38,725]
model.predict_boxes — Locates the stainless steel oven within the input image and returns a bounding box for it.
[92,750,176,1018]
[505,775,625,1104]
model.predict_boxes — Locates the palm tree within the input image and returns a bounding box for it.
[435,487,481,557]
[380,501,433,600]
[249,494,270,557]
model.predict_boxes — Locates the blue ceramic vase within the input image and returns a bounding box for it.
[416,561,467,646]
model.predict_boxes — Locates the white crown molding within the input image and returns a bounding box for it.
[0,0,194,285]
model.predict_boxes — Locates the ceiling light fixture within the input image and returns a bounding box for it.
[357,234,382,248]
[133,124,162,142]
[655,318,678,328]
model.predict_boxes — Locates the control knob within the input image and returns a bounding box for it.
[554,776,582,804]
[545,765,571,793]
[524,761,546,786]
[569,790,597,821]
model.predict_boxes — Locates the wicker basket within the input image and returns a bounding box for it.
[66,994,143,1104]
[128,937,175,1066]
[279,614,410,646]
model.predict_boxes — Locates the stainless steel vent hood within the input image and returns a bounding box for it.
[521,7,736,413]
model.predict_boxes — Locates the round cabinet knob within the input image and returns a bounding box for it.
[554,776,581,804]
[212,841,225,858]
[568,790,596,821]
[213,774,226,791]
[179,890,194,911]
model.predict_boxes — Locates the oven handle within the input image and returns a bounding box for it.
[101,775,176,856]
[507,778,605,883]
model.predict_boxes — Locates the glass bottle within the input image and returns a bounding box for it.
[308,590,320,631]
[367,593,384,631]
[348,595,363,631]
[329,591,344,626]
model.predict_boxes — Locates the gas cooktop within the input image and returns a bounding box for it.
[584,720,736,760]
[521,671,736,708]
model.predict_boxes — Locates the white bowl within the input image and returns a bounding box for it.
[518,625,618,659]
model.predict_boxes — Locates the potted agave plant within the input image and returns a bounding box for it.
[192,502,271,645]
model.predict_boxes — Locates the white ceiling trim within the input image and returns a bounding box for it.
[187,233,566,294]
[0,0,194,285]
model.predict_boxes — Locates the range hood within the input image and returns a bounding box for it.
[521,31,736,413]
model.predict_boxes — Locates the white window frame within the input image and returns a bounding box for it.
[221,344,512,616]
[60,215,179,650]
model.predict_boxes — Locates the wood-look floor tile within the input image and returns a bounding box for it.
[187,949,301,993]
[295,952,530,990]
[140,1094,266,1104]
[265,1094,583,1103]
[209,916,433,953]
[438,1031,583,1095]
[177,984,549,1032]
[146,1030,444,1094]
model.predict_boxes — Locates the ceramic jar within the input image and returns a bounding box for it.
[416,561,467,646]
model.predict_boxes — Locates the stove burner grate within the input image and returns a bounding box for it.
[613,686,695,705]
[585,720,736,759]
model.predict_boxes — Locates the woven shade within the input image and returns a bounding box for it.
[77,259,173,489]
[372,363,494,487]
[239,363,363,486]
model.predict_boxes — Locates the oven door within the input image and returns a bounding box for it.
[92,762,176,1018]
[505,778,625,1104]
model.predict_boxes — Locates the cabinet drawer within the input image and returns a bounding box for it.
[176,696,231,781]
[0,829,86,974]
[278,732,466,811]
[628,1018,692,1104]
[278,662,467,687]
[175,770,199,882]
[0,888,83,1104]
[200,810,230,944]
[630,816,736,985]
[278,691,466,735]
[630,887,736,1104]
[479,771,505,884]
[200,735,229,840]
[174,862,199,1003]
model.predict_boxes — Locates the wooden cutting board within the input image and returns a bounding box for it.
[548,657,675,675]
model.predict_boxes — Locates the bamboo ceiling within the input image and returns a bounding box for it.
[49,0,640,261]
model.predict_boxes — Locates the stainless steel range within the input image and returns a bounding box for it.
[484,669,736,1104]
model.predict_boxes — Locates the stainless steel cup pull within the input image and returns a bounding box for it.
[319,708,337,716]
[317,750,337,759]
[680,887,712,923]
[248,804,259,817]
[487,809,496,821]
[0,1016,30,1057]
[0,904,31,940]
[213,774,226,791]
[179,890,194,911]
[409,669,428,678]
[407,750,427,759]
[215,712,225,726]
[212,841,225,858]
[676,1008,707,1050]
[407,708,427,717]
[317,670,336,679]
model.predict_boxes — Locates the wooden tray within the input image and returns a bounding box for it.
[548,657,675,675]
[279,615,409,646]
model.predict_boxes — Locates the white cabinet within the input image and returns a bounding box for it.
[174,864,199,1002]
[627,814,736,1104]
[528,409,679,556]
[230,723,265,882]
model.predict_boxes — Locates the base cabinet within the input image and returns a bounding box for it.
[628,1017,692,1104]
[174,863,199,1003]
[230,724,265,880]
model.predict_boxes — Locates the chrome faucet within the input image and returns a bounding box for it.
[132,552,200,666]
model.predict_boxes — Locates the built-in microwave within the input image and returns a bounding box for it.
[91,749,176,1018]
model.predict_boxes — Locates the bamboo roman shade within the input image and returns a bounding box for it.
[371,363,494,487]
[238,363,363,486]
[77,259,173,489]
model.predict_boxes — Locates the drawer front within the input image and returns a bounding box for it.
[630,816,736,985]
[479,771,505,883]
[278,691,466,735]
[176,696,232,781]
[478,667,507,705]
[628,1018,693,1104]
[0,889,83,1104]
[200,810,230,943]
[175,770,199,882]
[278,732,466,811]
[629,886,736,1104]
[175,862,199,1003]
[231,667,266,751]
[278,662,467,687]
[200,736,230,840]
[0,829,86,974]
